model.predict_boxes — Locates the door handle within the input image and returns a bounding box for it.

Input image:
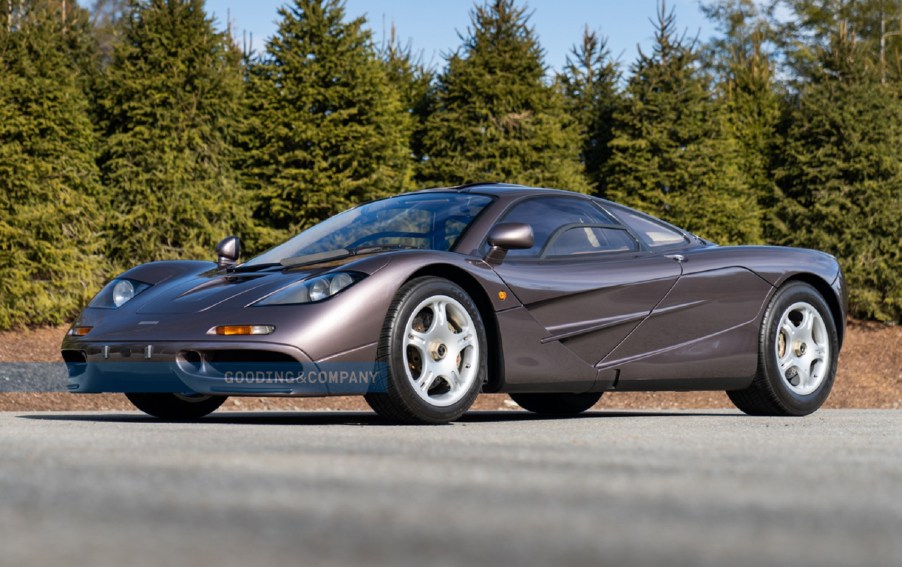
[666,254,686,263]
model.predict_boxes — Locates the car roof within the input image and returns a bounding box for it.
[407,182,603,201]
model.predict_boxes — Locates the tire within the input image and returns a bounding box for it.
[728,281,839,416]
[509,392,602,415]
[125,393,227,419]
[364,277,487,424]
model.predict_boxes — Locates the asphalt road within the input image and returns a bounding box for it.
[1,409,900,567]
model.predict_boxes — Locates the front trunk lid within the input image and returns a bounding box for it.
[135,271,313,314]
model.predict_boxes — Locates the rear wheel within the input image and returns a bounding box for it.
[509,392,602,415]
[125,393,227,419]
[728,282,838,416]
[365,277,487,424]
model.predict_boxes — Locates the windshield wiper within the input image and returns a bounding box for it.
[278,245,420,269]
[226,262,282,273]
[351,244,421,254]
[280,248,352,268]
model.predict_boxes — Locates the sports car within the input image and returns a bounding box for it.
[61,183,846,423]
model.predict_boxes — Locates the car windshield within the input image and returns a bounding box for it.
[244,192,494,266]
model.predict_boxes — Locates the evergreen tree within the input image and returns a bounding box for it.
[98,0,251,265]
[242,0,411,240]
[704,0,782,240]
[777,24,902,322]
[379,23,434,168]
[774,0,902,83]
[89,0,130,65]
[723,32,781,240]
[418,0,589,191]
[0,0,106,328]
[605,3,761,245]
[558,26,620,195]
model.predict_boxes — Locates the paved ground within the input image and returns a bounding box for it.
[0,409,900,567]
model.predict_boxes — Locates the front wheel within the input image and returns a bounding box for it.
[509,392,602,415]
[125,393,227,419]
[365,277,487,424]
[728,282,839,416]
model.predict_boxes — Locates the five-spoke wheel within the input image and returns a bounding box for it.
[774,301,831,396]
[365,277,487,424]
[402,295,481,408]
[728,281,838,416]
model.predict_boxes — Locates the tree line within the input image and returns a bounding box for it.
[0,0,899,328]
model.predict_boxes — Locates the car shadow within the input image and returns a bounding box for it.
[17,409,738,426]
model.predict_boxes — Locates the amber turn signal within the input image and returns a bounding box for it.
[67,326,93,337]
[209,325,275,336]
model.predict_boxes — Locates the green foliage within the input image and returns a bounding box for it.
[378,23,434,166]
[0,1,106,328]
[418,0,589,192]
[605,4,762,245]
[0,0,899,327]
[241,0,411,242]
[98,0,251,266]
[771,0,902,85]
[705,0,783,240]
[89,0,131,65]
[776,27,902,322]
[558,27,621,195]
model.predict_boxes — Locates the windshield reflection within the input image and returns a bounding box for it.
[244,193,494,266]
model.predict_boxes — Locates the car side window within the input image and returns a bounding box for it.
[496,197,621,258]
[543,225,638,257]
[610,208,689,249]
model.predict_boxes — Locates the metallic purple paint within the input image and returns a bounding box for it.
[62,184,846,406]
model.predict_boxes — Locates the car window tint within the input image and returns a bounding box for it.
[612,209,688,249]
[244,193,494,266]
[544,226,637,257]
[499,197,616,258]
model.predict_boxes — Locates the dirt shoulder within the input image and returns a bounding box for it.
[1,320,898,412]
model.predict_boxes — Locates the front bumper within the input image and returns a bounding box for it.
[61,339,386,396]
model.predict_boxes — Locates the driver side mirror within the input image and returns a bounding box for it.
[484,223,533,265]
[215,235,242,269]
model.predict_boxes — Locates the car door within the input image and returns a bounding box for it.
[488,196,682,368]
[598,205,774,385]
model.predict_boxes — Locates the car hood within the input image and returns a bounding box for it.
[135,272,283,314]
[134,255,389,315]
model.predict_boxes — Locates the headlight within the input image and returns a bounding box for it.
[112,280,136,306]
[255,272,364,306]
[89,278,152,309]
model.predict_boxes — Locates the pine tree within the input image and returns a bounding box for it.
[704,0,782,240]
[605,3,761,245]
[242,0,411,240]
[0,0,106,329]
[774,0,902,84]
[724,32,781,240]
[777,24,902,322]
[379,23,434,168]
[89,0,130,65]
[418,0,589,191]
[98,0,251,266]
[558,26,620,195]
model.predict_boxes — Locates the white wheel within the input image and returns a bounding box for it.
[728,282,838,416]
[774,302,831,396]
[402,295,481,408]
[365,277,487,424]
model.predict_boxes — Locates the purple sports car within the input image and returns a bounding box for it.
[62,184,845,423]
